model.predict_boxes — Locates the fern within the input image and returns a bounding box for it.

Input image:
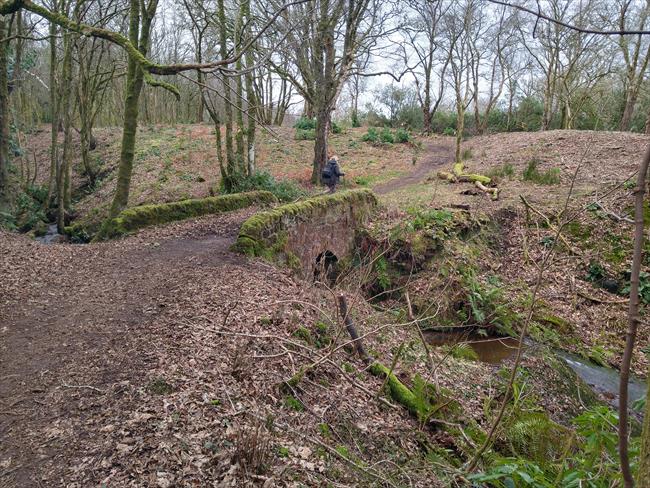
[504,412,571,466]
[449,343,479,361]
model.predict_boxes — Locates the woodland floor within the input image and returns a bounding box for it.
[1,127,649,486]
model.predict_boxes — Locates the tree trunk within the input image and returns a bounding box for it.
[109,0,152,217]
[58,28,73,231]
[244,0,256,177]
[234,3,245,170]
[0,15,10,212]
[312,108,330,184]
[621,91,637,132]
[455,104,464,164]
[217,0,234,182]
[45,18,58,212]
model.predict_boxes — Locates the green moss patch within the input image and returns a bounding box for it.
[93,191,277,241]
[234,189,378,262]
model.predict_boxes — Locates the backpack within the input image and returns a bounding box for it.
[321,166,332,179]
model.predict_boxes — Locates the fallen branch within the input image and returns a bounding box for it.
[577,291,628,305]
[438,163,495,189]
[338,295,371,365]
[61,383,105,393]
[475,180,500,201]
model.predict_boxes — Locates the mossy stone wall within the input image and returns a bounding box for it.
[235,189,378,278]
[93,191,277,241]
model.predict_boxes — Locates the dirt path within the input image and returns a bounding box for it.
[372,140,454,195]
[0,209,258,487]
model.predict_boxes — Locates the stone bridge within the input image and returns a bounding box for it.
[235,189,378,279]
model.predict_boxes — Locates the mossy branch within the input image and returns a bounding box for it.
[368,362,424,418]
[438,163,492,185]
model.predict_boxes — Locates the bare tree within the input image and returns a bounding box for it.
[401,0,450,134]
[271,0,389,183]
[445,0,474,162]
[615,0,650,131]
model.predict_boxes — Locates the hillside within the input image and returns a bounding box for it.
[2,127,649,486]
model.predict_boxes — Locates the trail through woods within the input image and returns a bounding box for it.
[0,142,454,486]
[373,141,454,194]
[0,208,273,485]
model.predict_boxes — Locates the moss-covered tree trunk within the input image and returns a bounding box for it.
[108,0,157,217]
[0,15,10,212]
[455,98,465,164]
[109,0,144,217]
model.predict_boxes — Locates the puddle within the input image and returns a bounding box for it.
[424,330,522,364]
[425,329,647,406]
[35,224,63,244]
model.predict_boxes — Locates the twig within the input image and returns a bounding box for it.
[338,294,371,364]
[405,291,435,373]
[61,383,104,393]
[465,148,584,473]
[519,195,578,254]
[619,142,650,487]
[577,291,628,305]
[248,412,399,487]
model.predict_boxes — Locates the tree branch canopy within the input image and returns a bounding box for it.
[0,0,310,94]
[486,0,650,36]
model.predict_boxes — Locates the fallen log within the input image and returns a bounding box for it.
[475,180,500,201]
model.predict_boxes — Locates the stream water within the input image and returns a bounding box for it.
[35,224,63,244]
[424,330,647,405]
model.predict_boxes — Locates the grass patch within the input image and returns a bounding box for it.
[487,163,515,180]
[295,129,315,141]
[522,159,561,185]
[222,170,306,202]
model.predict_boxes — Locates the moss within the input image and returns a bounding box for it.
[543,353,601,412]
[32,221,48,237]
[534,314,573,334]
[284,395,304,411]
[148,377,173,395]
[565,221,592,241]
[292,326,313,344]
[286,251,302,270]
[234,188,377,262]
[94,191,276,241]
[64,222,93,243]
[369,362,426,419]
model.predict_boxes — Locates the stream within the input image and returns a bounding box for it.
[424,330,647,405]
[35,223,64,244]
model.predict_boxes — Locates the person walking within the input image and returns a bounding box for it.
[321,155,344,193]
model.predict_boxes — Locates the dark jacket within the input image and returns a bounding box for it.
[322,159,344,186]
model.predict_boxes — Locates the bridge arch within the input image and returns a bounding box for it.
[235,189,377,279]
